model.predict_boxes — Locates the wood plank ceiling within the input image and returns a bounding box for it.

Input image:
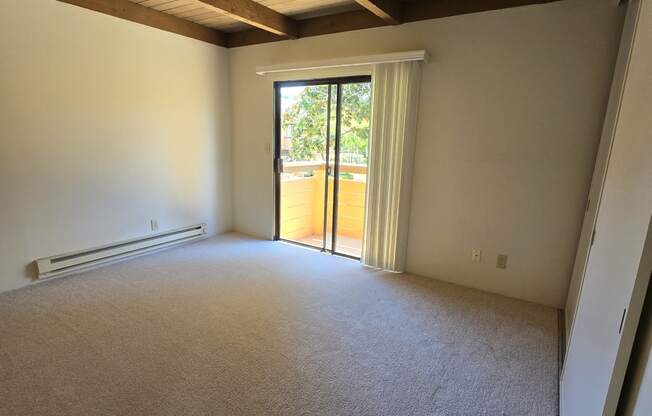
[58,0,561,48]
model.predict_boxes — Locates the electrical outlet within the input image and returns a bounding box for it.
[496,254,508,269]
[264,142,272,155]
[150,219,158,232]
[472,249,482,262]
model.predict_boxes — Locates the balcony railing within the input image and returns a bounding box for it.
[280,161,367,244]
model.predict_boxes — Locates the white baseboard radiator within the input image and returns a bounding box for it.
[35,223,207,279]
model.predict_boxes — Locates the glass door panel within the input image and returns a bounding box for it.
[332,82,371,258]
[278,84,330,249]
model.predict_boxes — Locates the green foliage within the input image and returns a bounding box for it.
[282,83,371,163]
[339,172,354,180]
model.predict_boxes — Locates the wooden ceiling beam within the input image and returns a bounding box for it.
[299,10,388,38]
[354,0,402,25]
[227,10,388,48]
[401,0,559,23]
[58,0,563,49]
[57,0,226,47]
[227,0,561,48]
[195,0,298,38]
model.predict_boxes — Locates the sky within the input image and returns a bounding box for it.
[280,86,305,112]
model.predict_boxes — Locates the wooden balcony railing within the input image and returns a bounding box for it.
[280,161,367,241]
[281,161,367,175]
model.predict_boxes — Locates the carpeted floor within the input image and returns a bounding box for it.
[0,233,559,416]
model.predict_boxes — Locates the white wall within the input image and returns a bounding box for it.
[0,0,232,293]
[228,0,624,308]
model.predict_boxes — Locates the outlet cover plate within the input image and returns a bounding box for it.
[496,254,508,269]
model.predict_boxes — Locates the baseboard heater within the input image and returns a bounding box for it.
[35,223,207,279]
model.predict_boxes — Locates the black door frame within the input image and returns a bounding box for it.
[273,75,371,259]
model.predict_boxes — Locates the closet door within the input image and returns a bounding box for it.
[560,1,652,414]
[563,0,641,345]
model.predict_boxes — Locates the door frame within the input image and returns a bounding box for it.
[273,75,371,259]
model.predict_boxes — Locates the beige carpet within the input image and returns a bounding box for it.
[0,233,559,415]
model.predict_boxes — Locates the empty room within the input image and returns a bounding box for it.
[1,0,652,415]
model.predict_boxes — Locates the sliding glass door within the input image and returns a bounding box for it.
[274,76,371,258]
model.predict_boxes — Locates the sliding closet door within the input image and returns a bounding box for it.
[563,0,642,345]
[561,1,652,414]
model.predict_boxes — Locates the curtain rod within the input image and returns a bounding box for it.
[255,50,429,76]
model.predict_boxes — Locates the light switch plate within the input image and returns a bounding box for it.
[472,249,481,262]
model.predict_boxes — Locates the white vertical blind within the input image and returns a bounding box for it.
[361,60,422,271]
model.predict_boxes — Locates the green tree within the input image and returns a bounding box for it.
[282,83,371,164]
